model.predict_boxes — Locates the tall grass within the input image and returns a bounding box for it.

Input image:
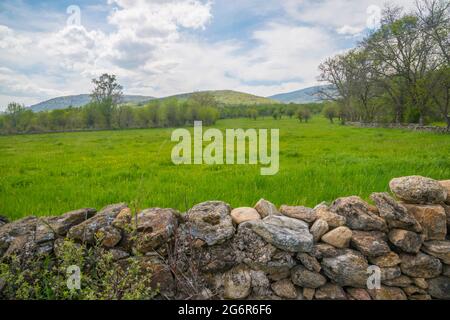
[1,117,449,220]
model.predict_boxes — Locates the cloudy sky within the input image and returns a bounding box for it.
[0,0,416,109]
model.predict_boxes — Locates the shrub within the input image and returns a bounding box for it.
[0,239,158,300]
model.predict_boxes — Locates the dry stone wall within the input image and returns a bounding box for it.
[346,122,450,134]
[1,176,450,300]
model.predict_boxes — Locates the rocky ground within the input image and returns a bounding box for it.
[1,175,450,300]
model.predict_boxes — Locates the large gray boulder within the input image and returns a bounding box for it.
[321,249,369,288]
[400,252,442,278]
[247,215,313,253]
[390,176,447,204]
[185,201,235,246]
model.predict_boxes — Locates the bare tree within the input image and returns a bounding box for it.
[319,49,382,122]
[318,53,355,122]
[416,0,450,64]
[417,0,450,129]
[364,5,439,125]
[347,49,381,122]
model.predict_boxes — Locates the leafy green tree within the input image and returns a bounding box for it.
[286,106,295,118]
[5,102,25,129]
[248,108,258,120]
[272,110,280,120]
[90,74,123,129]
[297,108,311,123]
[323,104,338,123]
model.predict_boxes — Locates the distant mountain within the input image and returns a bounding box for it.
[29,94,155,112]
[28,90,278,112]
[161,90,279,106]
[269,85,335,104]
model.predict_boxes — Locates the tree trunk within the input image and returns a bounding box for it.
[419,114,425,126]
[395,107,403,124]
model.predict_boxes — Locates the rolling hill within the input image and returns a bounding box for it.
[29,94,155,112]
[28,90,278,112]
[268,85,334,104]
[159,90,279,106]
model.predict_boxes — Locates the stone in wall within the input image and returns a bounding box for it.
[329,196,387,232]
[134,208,179,253]
[402,204,447,241]
[254,199,280,218]
[400,252,442,279]
[370,193,422,232]
[322,227,352,248]
[67,203,127,244]
[309,219,329,242]
[388,229,423,254]
[246,215,313,253]
[280,205,316,224]
[422,241,450,264]
[390,176,447,204]
[314,205,346,228]
[439,180,450,204]
[185,201,235,246]
[321,250,369,287]
[230,207,261,224]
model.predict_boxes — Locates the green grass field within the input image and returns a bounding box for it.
[1,117,449,220]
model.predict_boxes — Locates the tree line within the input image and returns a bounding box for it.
[319,0,450,129]
[0,99,322,135]
[0,99,221,135]
[0,73,323,135]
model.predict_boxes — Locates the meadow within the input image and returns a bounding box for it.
[0,117,449,220]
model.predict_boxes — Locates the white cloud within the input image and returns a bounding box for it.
[0,67,63,100]
[281,0,417,35]
[243,23,338,83]
[337,25,364,36]
[108,0,212,31]
[121,22,341,98]
[0,25,32,53]
[39,25,107,73]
